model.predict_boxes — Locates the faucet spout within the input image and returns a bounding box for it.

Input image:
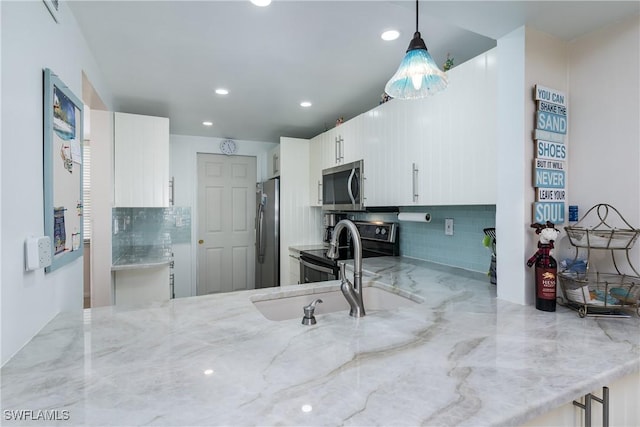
[328,220,365,317]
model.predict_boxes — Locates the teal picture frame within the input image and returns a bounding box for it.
[43,68,84,273]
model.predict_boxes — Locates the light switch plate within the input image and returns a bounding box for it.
[445,218,454,236]
[25,236,52,271]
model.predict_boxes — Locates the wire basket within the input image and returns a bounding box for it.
[559,271,640,317]
[560,204,640,317]
[565,204,640,250]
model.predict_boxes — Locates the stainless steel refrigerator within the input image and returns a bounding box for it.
[255,178,280,288]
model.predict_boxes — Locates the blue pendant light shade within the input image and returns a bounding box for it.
[384,1,448,99]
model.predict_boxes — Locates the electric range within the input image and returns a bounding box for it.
[299,221,399,283]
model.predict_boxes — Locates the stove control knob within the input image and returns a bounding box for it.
[375,227,381,235]
[381,228,387,235]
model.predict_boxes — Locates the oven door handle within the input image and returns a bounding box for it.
[300,258,336,275]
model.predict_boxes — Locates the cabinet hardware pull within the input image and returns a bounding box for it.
[169,177,175,206]
[412,163,419,203]
[573,386,609,427]
[317,180,322,204]
[335,135,344,163]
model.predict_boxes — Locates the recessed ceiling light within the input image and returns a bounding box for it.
[251,0,271,6]
[203,369,214,375]
[202,121,213,126]
[300,101,312,108]
[381,30,400,41]
[215,88,229,95]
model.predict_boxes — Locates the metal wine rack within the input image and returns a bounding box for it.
[558,204,640,318]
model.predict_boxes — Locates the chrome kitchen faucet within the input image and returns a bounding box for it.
[327,219,365,317]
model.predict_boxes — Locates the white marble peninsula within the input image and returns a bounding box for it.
[1,257,639,426]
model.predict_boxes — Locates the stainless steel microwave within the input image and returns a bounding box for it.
[322,159,365,211]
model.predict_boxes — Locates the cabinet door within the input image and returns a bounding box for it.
[360,100,401,207]
[115,265,170,306]
[399,49,497,206]
[308,136,323,206]
[288,254,300,285]
[114,112,170,207]
[268,145,281,178]
[336,115,364,165]
[426,50,497,205]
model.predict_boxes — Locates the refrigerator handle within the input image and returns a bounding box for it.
[257,202,265,263]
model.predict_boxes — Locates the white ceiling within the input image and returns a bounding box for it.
[69,1,639,143]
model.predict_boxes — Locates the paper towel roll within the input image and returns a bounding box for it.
[397,212,432,223]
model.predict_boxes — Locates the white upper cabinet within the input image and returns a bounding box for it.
[363,48,497,207]
[267,145,281,178]
[307,48,497,208]
[321,127,340,168]
[308,134,323,207]
[361,99,403,207]
[114,112,170,207]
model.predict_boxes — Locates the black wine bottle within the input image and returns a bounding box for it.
[535,251,557,312]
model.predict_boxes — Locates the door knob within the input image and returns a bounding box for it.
[198,239,204,244]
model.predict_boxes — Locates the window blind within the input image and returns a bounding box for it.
[82,142,91,241]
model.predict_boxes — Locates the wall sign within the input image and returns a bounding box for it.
[536,111,567,134]
[536,188,566,201]
[532,84,568,224]
[533,129,565,144]
[534,202,565,223]
[535,159,565,170]
[535,140,567,160]
[534,168,565,188]
[535,85,567,107]
[537,101,567,116]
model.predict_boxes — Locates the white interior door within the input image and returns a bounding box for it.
[197,153,256,295]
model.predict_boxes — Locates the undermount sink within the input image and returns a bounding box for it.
[252,286,421,321]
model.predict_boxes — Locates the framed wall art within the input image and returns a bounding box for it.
[43,0,60,23]
[43,68,84,272]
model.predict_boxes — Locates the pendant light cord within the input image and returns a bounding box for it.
[415,0,419,33]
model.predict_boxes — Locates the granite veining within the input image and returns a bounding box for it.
[2,257,639,426]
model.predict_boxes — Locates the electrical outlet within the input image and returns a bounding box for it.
[445,218,454,236]
[25,236,52,271]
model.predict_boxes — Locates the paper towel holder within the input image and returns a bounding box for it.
[397,212,432,223]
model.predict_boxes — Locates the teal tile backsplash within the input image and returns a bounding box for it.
[354,205,496,274]
[112,207,191,262]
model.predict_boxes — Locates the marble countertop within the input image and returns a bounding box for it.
[2,257,639,426]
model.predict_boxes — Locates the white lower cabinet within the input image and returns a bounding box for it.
[522,371,640,427]
[114,265,170,306]
[288,254,300,285]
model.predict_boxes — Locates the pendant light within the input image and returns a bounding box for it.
[384,0,448,99]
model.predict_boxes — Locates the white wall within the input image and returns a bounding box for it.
[566,15,640,272]
[169,134,277,297]
[497,19,639,306]
[1,1,112,365]
[89,110,114,307]
[496,27,568,305]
